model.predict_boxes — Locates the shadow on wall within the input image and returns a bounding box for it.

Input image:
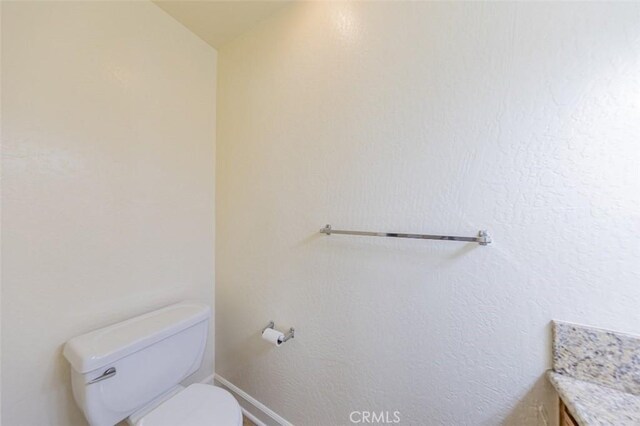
[502,321,555,425]
[501,374,557,426]
[218,329,275,380]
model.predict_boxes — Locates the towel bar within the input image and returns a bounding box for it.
[320,224,491,246]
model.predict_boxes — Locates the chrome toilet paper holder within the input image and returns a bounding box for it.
[263,321,295,344]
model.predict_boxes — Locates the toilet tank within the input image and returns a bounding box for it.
[63,302,210,426]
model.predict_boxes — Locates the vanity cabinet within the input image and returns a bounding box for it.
[559,399,578,426]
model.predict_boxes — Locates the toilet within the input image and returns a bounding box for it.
[63,302,242,426]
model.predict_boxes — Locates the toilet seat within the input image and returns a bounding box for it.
[133,384,243,426]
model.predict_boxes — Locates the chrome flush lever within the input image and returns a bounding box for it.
[87,367,116,385]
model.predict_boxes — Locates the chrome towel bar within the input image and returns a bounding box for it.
[320,224,491,246]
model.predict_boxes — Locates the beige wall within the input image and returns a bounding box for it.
[216,2,640,425]
[1,2,216,425]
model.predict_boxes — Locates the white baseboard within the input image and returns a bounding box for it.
[200,373,215,385]
[240,407,268,426]
[208,374,292,426]
[200,374,267,425]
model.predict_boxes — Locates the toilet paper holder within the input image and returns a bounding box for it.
[263,321,295,344]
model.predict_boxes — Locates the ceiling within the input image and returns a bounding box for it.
[154,1,292,48]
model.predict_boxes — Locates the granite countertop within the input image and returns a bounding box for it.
[548,321,640,426]
[548,371,640,425]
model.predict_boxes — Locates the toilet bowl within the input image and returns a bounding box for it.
[63,302,241,426]
[129,384,242,426]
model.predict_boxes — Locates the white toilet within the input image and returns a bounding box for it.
[63,302,242,426]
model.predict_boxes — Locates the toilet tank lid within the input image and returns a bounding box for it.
[63,302,211,373]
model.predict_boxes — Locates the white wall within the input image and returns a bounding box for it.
[1,2,216,425]
[216,2,640,425]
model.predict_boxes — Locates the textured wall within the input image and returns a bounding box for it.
[216,2,640,425]
[1,2,216,425]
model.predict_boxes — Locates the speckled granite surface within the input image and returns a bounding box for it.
[553,321,640,395]
[548,371,640,426]
[549,321,640,425]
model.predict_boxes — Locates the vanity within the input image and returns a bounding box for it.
[548,321,640,426]
[558,399,579,426]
